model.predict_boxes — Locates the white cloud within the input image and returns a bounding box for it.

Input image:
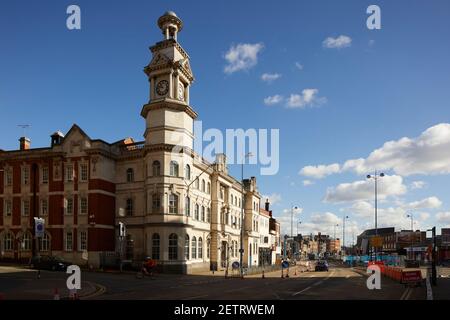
[411,181,427,190]
[343,123,450,176]
[286,89,327,109]
[437,211,450,224]
[299,163,340,179]
[303,123,450,178]
[324,175,407,203]
[323,35,352,49]
[263,95,283,106]
[261,73,281,83]
[262,193,282,206]
[303,180,314,186]
[295,62,303,70]
[404,196,442,210]
[283,207,303,214]
[224,43,264,74]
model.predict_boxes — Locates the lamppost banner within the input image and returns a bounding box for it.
[34,217,45,238]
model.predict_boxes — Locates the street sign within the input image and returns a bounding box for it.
[34,218,45,238]
[370,236,383,248]
[232,261,239,269]
[119,222,126,237]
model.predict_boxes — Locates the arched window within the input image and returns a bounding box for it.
[168,234,178,260]
[39,232,51,252]
[126,168,134,182]
[152,234,160,260]
[207,208,211,223]
[198,237,203,259]
[201,206,205,221]
[185,164,191,180]
[185,196,190,216]
[169,194,178,214]
[194,178,199,189]
[21,232,32,251]
[126,198,133,216]
[207,239,211,259]
[3,232,13,251]
[201,179,205,192]
[207,182,211,194]
[194,204,199,220]
[170,161,179,177]
[191,236,197,259]
[152,161,161,176]
[184,235,190,260]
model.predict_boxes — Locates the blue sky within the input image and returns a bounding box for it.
[1,1,450,241]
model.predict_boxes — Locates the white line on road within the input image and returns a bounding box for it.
[292,270,335,296]
[292,286,312,296]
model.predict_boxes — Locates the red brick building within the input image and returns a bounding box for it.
[0,126,117,267]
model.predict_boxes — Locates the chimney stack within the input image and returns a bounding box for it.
[265,198,270,211]
[19,137,31,150]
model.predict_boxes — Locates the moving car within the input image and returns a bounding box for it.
[315,260,329,272]
[30,255,71,271]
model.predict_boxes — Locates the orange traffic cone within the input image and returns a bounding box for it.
[53,288,60,300]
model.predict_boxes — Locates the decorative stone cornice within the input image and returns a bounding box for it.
[150,39,189,59]
[140,99,198,119]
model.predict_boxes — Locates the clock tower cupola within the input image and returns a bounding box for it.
[141,11,197,148]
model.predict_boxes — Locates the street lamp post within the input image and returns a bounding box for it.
[367,171,385,261]
[240,152,253,278]
[290,205,300,258]
[407,213,414,260]
[343,215,349,255]
[297,221,301,236]
[334,224,339,255]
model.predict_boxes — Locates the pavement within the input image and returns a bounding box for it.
[0,262,427,300]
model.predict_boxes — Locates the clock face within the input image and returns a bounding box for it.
[178,83,184,101]
[156,80,169,96]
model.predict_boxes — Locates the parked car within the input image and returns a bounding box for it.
[30,256,71,271]
[315,260,329,272]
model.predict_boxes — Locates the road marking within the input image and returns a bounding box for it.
[292,270,335,296]
[400,287,413,300]
[81,282,106,300]
[292,286,312,296]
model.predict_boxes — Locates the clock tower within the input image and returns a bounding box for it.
[141,11,197,148]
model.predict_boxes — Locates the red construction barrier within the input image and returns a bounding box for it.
[401,270,422,285]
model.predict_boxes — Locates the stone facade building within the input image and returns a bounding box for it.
[0,11,280,273]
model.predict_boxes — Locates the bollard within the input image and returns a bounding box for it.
[37,270,41,279]
[262,270,265,279]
